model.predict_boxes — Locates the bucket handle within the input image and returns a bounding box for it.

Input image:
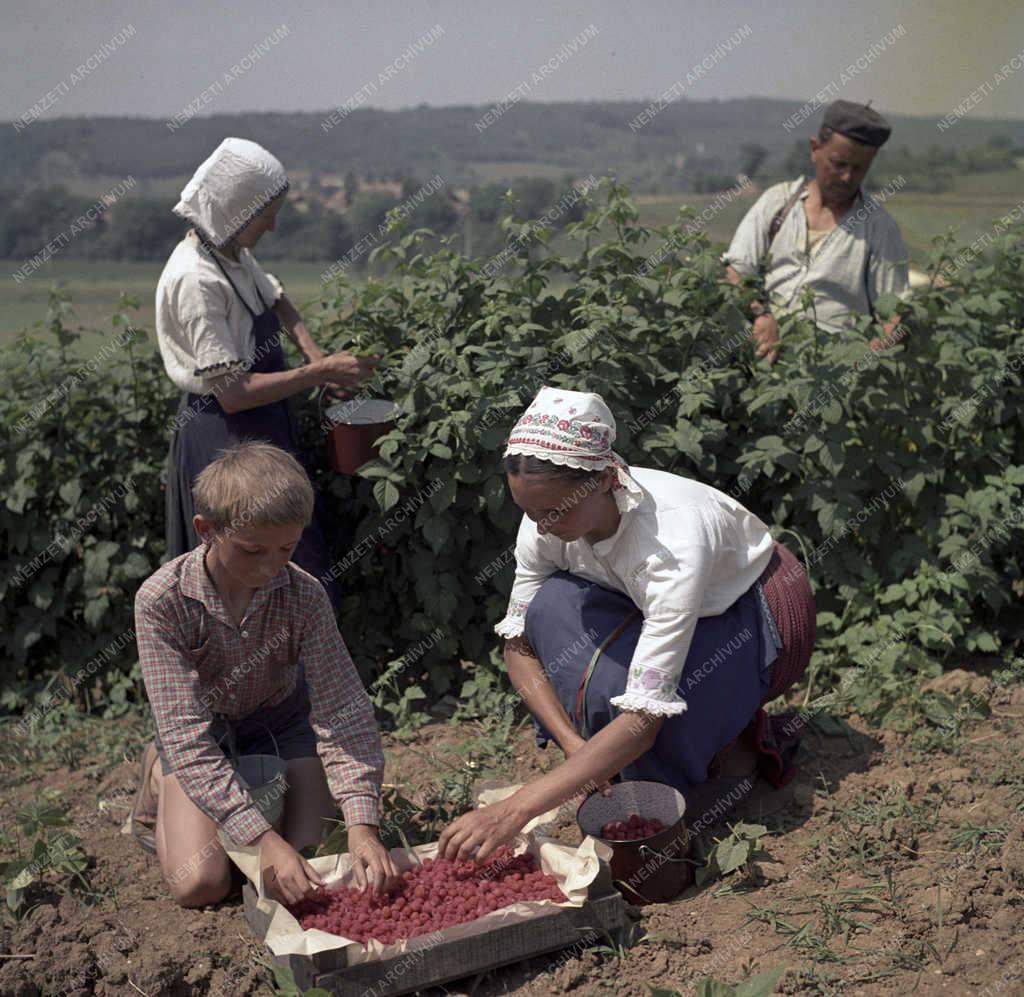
[317,385,346,432]
[637,843,701,868]
[216,719,282,766]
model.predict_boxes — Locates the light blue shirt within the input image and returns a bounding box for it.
[725,177,910,332]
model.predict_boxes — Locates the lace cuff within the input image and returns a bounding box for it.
[494,599,531,638]
[610,663,688,716]
[610,691,688,716]
[494,614,526,638]
[194,357,249,377]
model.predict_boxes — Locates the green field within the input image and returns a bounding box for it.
[633,171,1024,264]
[2,258,339,345]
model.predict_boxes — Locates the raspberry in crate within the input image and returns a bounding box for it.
[287,847,566,945]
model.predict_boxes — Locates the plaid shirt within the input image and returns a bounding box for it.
[135,545,383,844]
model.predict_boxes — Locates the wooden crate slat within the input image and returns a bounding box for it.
[244,883,634,996]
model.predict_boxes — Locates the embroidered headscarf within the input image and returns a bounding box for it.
[173,138,289,249]
[504,386,644,512]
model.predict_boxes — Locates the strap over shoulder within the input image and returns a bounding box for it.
[767,178,807,248]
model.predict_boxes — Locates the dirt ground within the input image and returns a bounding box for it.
[2,669,1023,997]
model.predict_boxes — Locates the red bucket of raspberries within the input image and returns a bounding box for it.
[576,780,691,905]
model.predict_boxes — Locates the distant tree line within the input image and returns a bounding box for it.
[4,101,1022,198]
[781,133,1022,193]
[0,174,586,265]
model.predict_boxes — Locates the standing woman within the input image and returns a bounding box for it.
[155,138,371,606]
[439,386,816,861]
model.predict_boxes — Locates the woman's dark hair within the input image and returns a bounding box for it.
[504,453,600,484]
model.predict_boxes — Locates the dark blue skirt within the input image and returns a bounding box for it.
[164,390,339,609]
[524,571,776,792]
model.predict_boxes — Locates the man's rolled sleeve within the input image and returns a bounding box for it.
[300,585,385,827]
[869,219,911,304]
[723,188,782,275]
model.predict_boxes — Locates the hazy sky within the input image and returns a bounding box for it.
[3,0,1023,123]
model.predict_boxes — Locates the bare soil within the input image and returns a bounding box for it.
[2,671,1023,996]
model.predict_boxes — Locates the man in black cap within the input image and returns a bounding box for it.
[724,99,909,359]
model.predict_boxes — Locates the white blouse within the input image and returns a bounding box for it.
[496,466,776,716]
[155,231,283,394]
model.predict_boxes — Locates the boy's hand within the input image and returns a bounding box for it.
[348,824,400,895]
[258,829,325,905]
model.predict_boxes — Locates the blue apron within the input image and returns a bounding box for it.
[523,571,777,793]
[164,244,339,609]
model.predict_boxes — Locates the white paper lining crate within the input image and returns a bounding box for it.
[242,867,634,996]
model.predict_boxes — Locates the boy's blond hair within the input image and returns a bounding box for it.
[193,442,314,536]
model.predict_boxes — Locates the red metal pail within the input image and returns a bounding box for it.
[325,399,397,475]
[577,780,691,905]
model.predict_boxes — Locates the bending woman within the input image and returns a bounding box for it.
[439,386,815,861]
[155,138,372,607]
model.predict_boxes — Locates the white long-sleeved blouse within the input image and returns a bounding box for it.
[495,466,776,716]
[155,231,283,395]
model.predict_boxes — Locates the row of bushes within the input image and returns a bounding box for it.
[3,178,1022,722]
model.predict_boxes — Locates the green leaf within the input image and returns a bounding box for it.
[903,472,926,504]
[83,540,120,587]
[715,837,750,875]
[695,980,734,997]
[268,962,301,995]
[316,824,349,857]
[84,594,110,629]
[734,964,789,997]
[482,474,506,513]
[59,478,82,508]
[373,479,400,513]
[735,822,768,838]
[429,475,457,513]
[422,515,451,553]
[972,632,999,653]
[119,551,151,580]
[6,861,35,892]
[921,693,957,730]
[28,578,55,610]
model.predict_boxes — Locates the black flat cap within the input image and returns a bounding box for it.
[822,99,892,147]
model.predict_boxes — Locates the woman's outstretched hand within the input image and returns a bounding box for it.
[317,351,380,391]
[437,797,527,864]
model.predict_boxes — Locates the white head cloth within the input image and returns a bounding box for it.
[173,138,289,248]
[504,386,644,513]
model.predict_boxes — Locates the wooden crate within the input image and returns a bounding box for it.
[243,866,635,995]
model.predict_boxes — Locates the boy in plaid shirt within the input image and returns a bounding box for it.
[132,442,396,906]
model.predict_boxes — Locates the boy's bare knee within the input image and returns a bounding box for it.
[167,865,232,908]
